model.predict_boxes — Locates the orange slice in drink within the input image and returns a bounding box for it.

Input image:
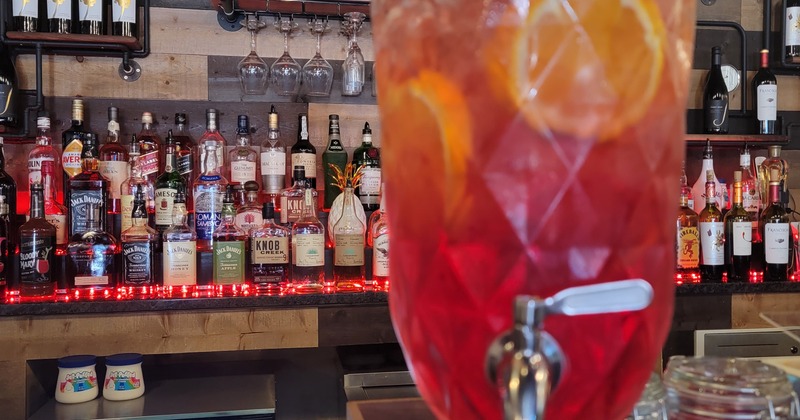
[487,0,666,141]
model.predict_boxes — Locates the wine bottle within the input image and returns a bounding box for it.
[703,46,729,134]
[724,171,752,282]
[787,0,800,60]
[112,0,137,37]
[46,0,72,34]
[753,49,778,135]
[0,43,20,127]
[78,0,105,35]
[291,114,317,189]
[761,168,791,282]
[322,114,347,210]
[13,0,40,32]
[699,170,724,283]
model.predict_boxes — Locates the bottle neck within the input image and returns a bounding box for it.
[30,190,44,219]
[732,182,742,206]
[237,132,250,146]
[302,190,316,218]
[221,203,236,223]
[37,128,51,145]
[82,156,98,172]
[165,146,177,172]
[131,203,147,226]
[268,126,280,141]
[207,117,218,132]
[712,51,721,67]
[761,52,769,69]
[172,203,188,227]
[141,122,153,133]
[176,123,187,134]
[130,153,142,178]
[107,119,120,142]
[0,144,7,170]
[42,167,57,203]
[705,181,716,205]
[679,192,689,208]
[203,147,219,175]
[770,183,781,204]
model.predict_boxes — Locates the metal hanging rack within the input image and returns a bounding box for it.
[213,0,370,31]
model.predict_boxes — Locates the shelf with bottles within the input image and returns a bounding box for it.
[685,134,790,147]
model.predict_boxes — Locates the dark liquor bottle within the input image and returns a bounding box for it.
[66,133,109,237]
[291,113,317,189]
[699,170,724,283]
[280,166,314,226]
[703,47,729,134]
[352,122,381,211]
[0,43,20,127]
[78,0,105,35]
[121,186,158,296]
[172,113,195,212]
[62,98,88,193]
[13,0,40,32]
[112,0,137,37]
[46,0,72,34]
[322,114,347,210]
[761,168,791,282]
[676,186,700,283]
[787,0,800,61]
[99,107,129,215]
[212,187,248,295]
[137,112,163,187]
[0,195,9,299]
[154,130,186,235]
[753,49,778,135]
[19,183,56,302]
[66,204,120,297]
[250,202,289,295]
[724,171,752,282]
[0,138,18,248]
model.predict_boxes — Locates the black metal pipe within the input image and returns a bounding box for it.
[697,20,748,116]
[764,0,772,51]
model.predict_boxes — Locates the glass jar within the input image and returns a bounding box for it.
[664,356,800,419]
[628,372,667,419]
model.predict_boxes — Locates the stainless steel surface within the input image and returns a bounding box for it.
[343,371,419,401]
[696,327,800,358]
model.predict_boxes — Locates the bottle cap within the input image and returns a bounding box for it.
[740,150,751,167]
[223,185,234,204]
[263,202,275,219]
[712,46,721,55]
[37,117,50,129]
[244,180,259,192]
[130,135,140,155]
[175,113,187,125]
[108,106,118,121]
[329,114,339,121]
[58,355,96,369]
[706,169,713,182]
[768,145,781,157]
[165,129,175,146]
[293,166,306,181]
[207,109,218,119]
[734,171,741,183]
[142,112,153,124]
[268,106,278,128]
[363,122,372,134]
[237,115,249,133]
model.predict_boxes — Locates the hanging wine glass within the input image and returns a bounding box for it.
[237,15,269,95]
[341,12,366,96]
[271,16,301,96]
[302,18,334,97]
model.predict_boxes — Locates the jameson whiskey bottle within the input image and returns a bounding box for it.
[322,114,348,210]
[250,202,290,295]
[155,130,186,234]
[121,187,158,296]
[19,183,56,302]
[699,170,724,283]
[761,168,791,282]
[724,171,752,283]
[163,191,197,291]
[213,188,248,294]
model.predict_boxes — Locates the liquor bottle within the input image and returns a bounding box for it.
[162,191,197,290]
[121,186,158,295]
[250,202,289,295]
[194,141,227,252]
[66,204,119,297]
[47,0,72,34]
[41,160,68,252]
[761,168,791,282]
[99,107,129,215]
[322,114,348,210]
[754,49,778,135]
[333,184,365,291]
[0,138,17,239]
[0,40,20,127]
[680,161,694,210]
[235,181,263,233]
[213,187,248,293]
[13,0,40,32]
[112,0,137,37]
[699,170,724,283]
[758,145,789,209]
[229,115,260,187]
[197,109,226,175]
[137,112,163,186]
[281,166,317,226]
[19,183,56,302]
[352,122,381,211]
[740,148,760,221]
[172,113,195,212]
[120,139,155,233]
[703,46,729,134]
[154,130,186,235]
[291,113,317,189]
[691,140,725,214]
[371,187,390,291]
[0,195,8,298]
[787,0,800,61]
[67,133,108,237]
[261,105,286,209]
[724,171,752,283]
[231,182,246,210]
[78,0,104,35]
[292,188,325,293]
[29,116,60,189]
[61,98,88,192]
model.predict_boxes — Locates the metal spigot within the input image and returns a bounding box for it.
[485,279,654,420]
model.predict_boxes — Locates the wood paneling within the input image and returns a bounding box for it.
[731,293,800,328]
[696,0,742,23]
[741,0,780,32]
[308,103,381,149]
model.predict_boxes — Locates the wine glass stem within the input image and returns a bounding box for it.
[283,31,289,54]
[316,31,322,55]
[250,29,258,53]
[350,31,357,50]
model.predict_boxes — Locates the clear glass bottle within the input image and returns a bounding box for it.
[333,185,365,291]
[67,133,108,238]
[724,171,752,283]
[292,188,325,293]
[676,185,700,284]
[679,160,693,211]
[120,186,159,298]
[67,203,119,299]
[162,191,197,295]
[322,114,348,210]
[235,181,263,233]
[229,115,260,188]
[61,98,88,192]
[290,113,317,189]
[281,166,317,226]
[41,160,68,253]
[213,187,248,295]
[740,148,760,240]
[172,113,196,213]
[260,105,286,209]
[155,130,186,235]
[137,112,163,186]
[691,140,725,214]
[758,145,789,209]
[99,106,129,215]
[352,122,381,211]
[194,141,228,252]
[18,183,56,302]
[250,202,290,295]
[371,186,389,291]
[120,138,155,234]
[699,170,724,283]
[198,109,226,175]
[29,116,60,192]
[761,168,791,282]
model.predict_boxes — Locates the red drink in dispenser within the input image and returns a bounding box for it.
[371,1,696,418]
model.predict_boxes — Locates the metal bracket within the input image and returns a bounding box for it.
[118,59,142,82]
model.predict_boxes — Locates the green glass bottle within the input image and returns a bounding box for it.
[322,114,348,210]
[154,130,187,235]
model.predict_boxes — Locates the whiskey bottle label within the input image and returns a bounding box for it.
[699,221,724,266]
[295,233,324,267]
[120,194,134,232]
[154,188,178,227]
[98,161,129,200]
[732,221,752,256]
[113,0,136,24]
[70,190,104,236]
[45,214,67,245]
[234,210,262,233]
[139,151,159,177]
[213,241,245,284]
[252,237,289,264]
[231,161,256,184]
[334,234,365,266]
[261,151,286,176]
[123,242,153,285]
[62,139,83,178]
[676,227,699,269]
[163,241,197,286]
[291,153,317,180]
[194,187,223,240]
[765,223,790,264]
[74,275,110,286]
[373,233,390,277]
[48,0,71,19]
[19,236,54,285]
[13,0,38,18]
[78,0,103,21]
[177,151,193,176]
[280,196,303,224]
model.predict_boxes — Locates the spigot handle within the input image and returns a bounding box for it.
[547,278,653,316]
